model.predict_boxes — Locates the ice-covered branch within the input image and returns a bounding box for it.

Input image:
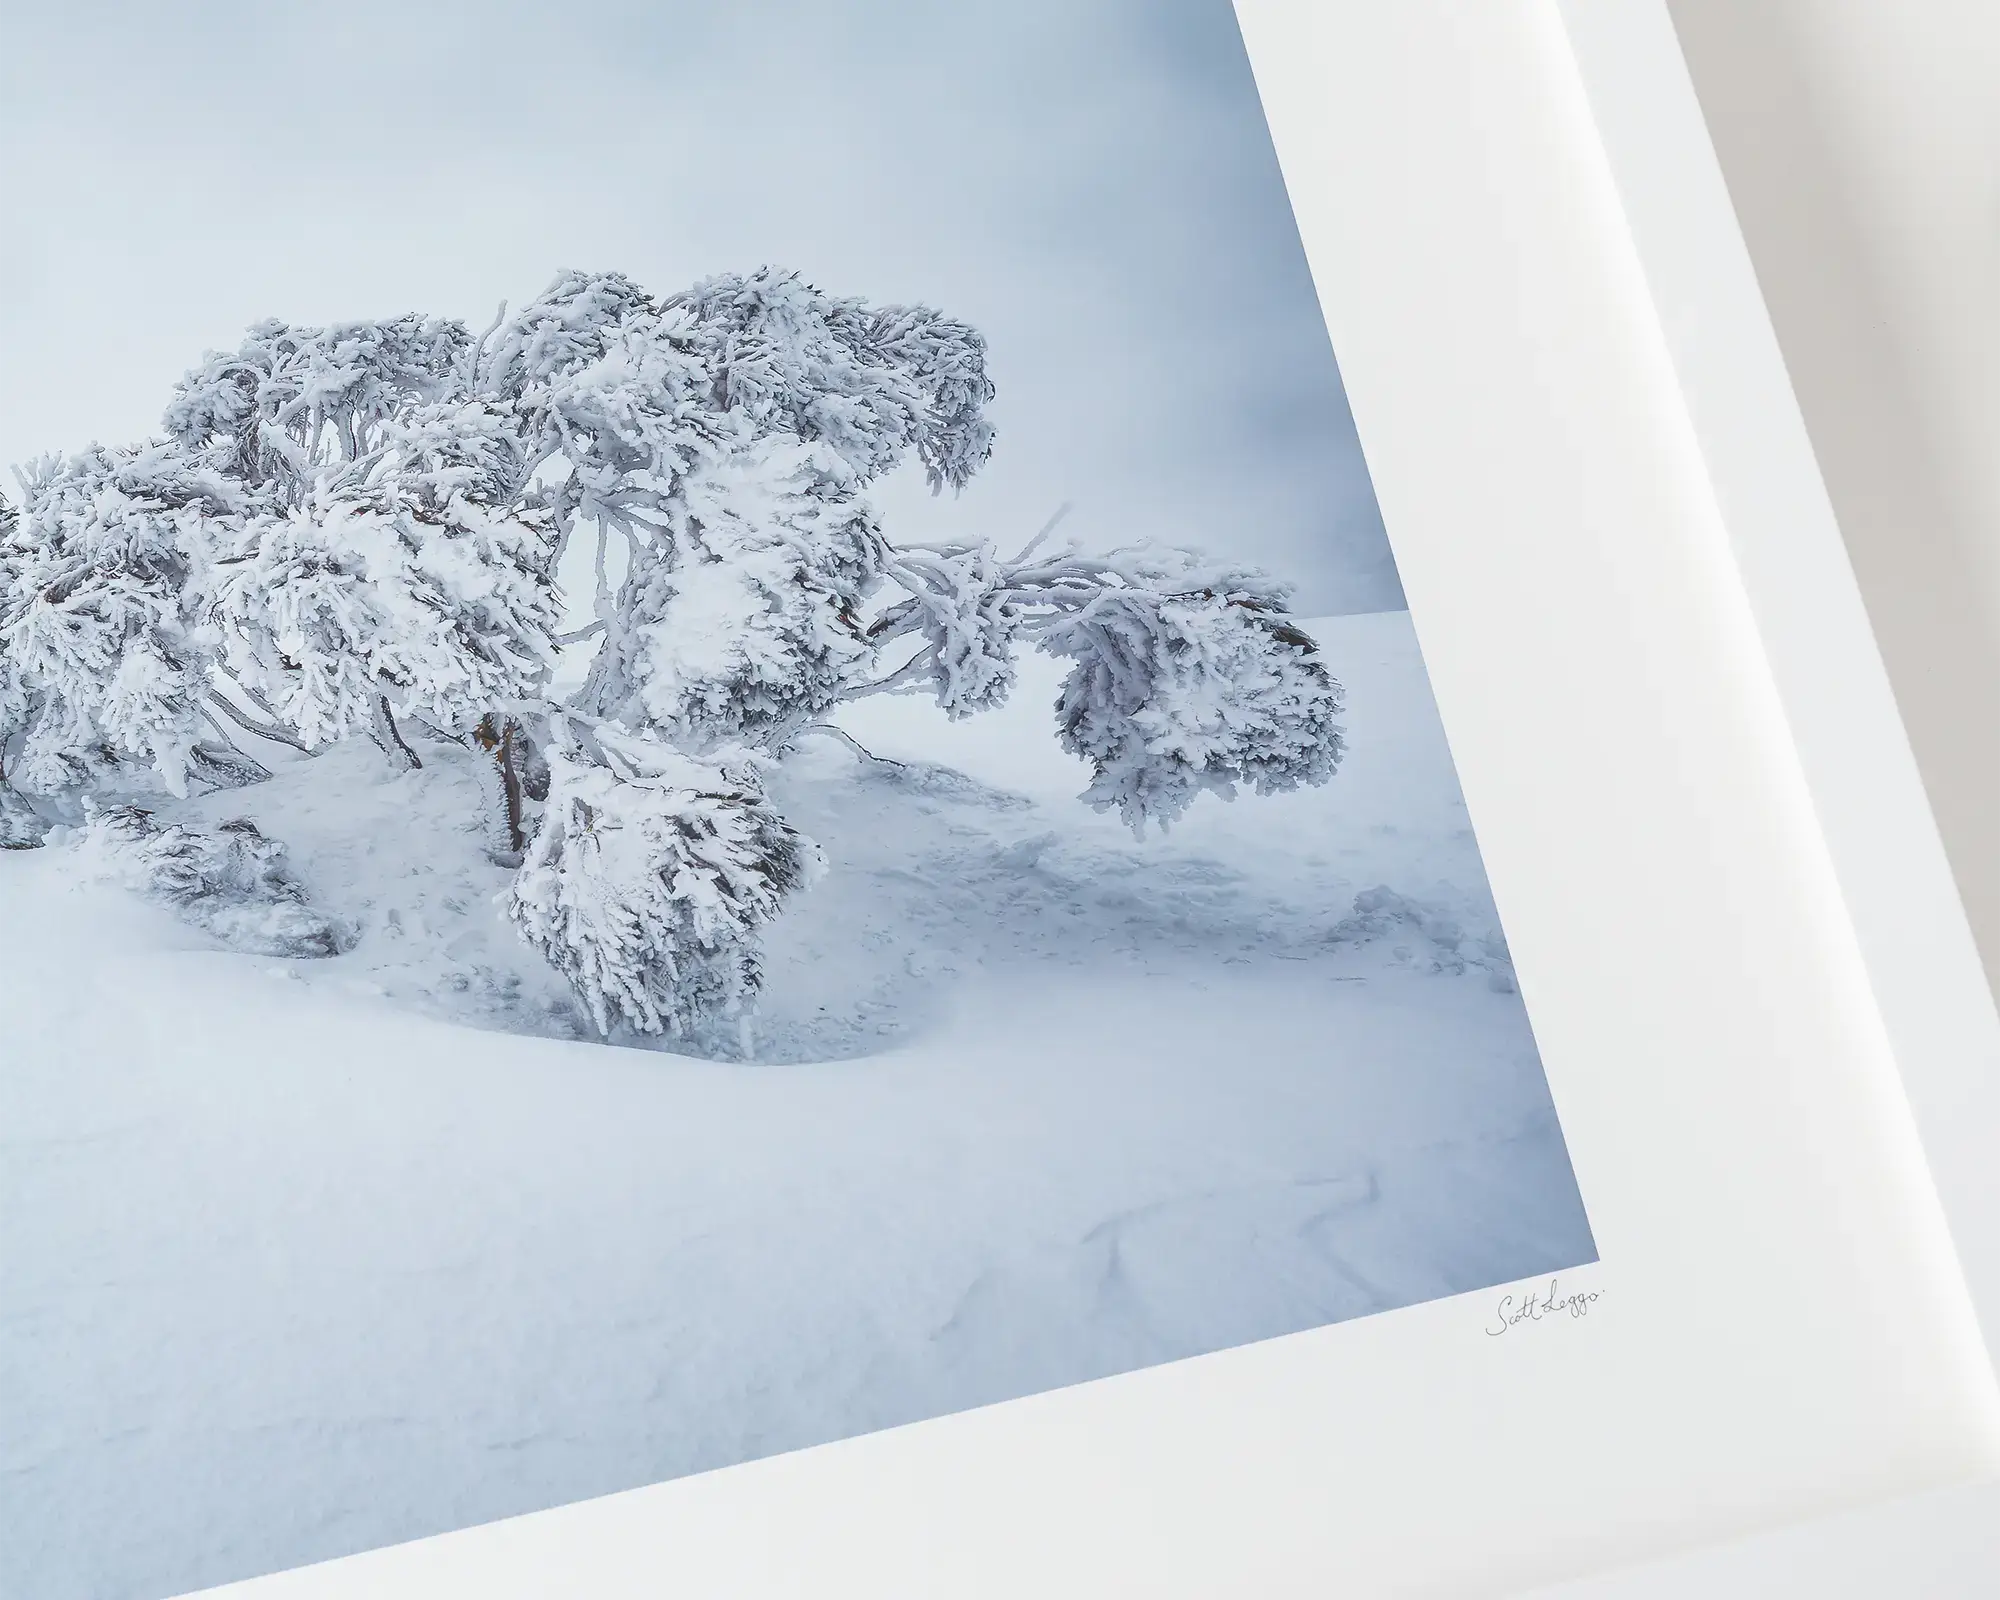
[850,530,1346,830]
[204,692,314,754]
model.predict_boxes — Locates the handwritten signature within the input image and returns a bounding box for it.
[1486,1277,1601,1336]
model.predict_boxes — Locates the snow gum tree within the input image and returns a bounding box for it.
[1,445,264,802]
[0,265,1347,1045]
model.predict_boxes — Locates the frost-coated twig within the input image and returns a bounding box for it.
[404,711,468,746]
[205,693,314,753]
[593,523,613,622]
[213,665,291,728]
[196,702,258,762]
[794,724,905,768]
[837,644,939,701]
[466,299,508,388]
[1009,500,1074,565]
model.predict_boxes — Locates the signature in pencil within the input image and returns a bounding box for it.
[1486,1277,1601,1336]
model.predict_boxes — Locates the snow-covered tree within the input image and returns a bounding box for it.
[167,323,562,793]
[0,489,43,846]
[508,721,818,1044]
[0,442,265,799]
[205,415,559,757]
[1,264,1347,1045]
[573,439,887,752]
[0,489,24,742]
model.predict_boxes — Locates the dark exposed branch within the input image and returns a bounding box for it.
[406,712,469,746]
[205,692,313,753]
[792,724,905,768]
[369,694,423,771]
[214,664,291,726]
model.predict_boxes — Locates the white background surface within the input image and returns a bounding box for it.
[1670,0,2000,996]
[67,2,2000,1595]
[1533,2,2000,1593]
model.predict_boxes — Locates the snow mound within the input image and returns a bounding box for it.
[70,805,353,960]
[1332,885,1519,992]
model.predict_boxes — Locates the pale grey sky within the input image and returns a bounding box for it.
[0,0,1403,613]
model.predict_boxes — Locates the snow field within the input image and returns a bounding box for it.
[0,609,1593,1600]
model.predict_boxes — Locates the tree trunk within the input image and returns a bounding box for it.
[369,694,423,772]
[473,713,526,863]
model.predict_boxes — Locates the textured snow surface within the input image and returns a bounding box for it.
[0,611,1594,1600]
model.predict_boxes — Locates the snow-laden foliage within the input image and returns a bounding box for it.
[577,442,887,749]
[872,541,1022,720]
[1043,586,1344,834]
[475,269,660,411]
[76,804,351,957]
[3,261,1347,1048]
[476,271,726,547]
[163,316,563,755]
[665,266,996,493]
[210,418,560,750]
[867,540,1346,833]
[0,491,29,756]
[0,472,43,838]
[0,444,249,796]
[165,314,473,493]
[483,268,989,779]
[509,726,820,1041]
[0,788,45,847]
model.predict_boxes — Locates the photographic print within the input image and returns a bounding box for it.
[0,3,1596,1595]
